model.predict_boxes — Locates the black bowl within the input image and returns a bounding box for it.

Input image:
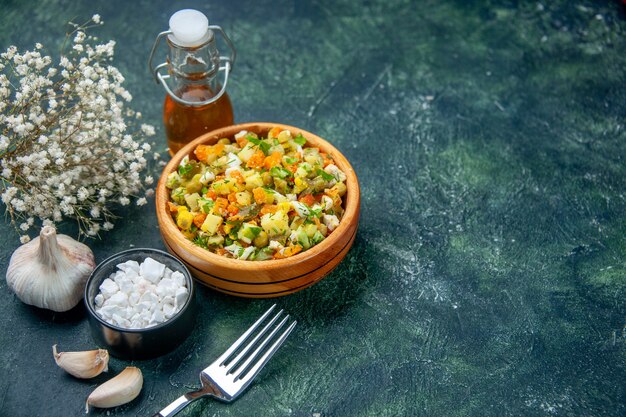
[84,248,196,360]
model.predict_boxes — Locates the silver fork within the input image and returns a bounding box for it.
[152,304,296,417]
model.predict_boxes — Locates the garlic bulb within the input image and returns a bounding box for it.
[6,225,95,312]
[53,344,109,379]
[86,366,143,412]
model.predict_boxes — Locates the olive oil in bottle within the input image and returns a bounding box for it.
[150,9,236,155]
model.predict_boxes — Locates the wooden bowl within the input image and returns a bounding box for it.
[156,122,360,298]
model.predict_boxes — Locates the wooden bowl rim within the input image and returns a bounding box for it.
[156,122,360,272]
[162,224,357,286]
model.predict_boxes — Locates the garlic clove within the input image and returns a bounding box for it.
[86,366,143,413]
[6,226,95,312]
[52,344,109,379]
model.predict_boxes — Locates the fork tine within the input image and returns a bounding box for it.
[236,319,297,386]
[223,308,285,373]
[230,314,289,379]
[214,304,276,366]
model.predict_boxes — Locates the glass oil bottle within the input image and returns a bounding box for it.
[149,9,236,155]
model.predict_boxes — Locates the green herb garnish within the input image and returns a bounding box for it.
[318,169,335,182]
[178,163,193,176]
[270,166,292,179]
[294,134,307,146]
[247,136,271,155]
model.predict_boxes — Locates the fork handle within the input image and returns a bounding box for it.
[152,394,199,417]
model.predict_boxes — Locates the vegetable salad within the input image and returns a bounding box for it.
[165,127,347,261]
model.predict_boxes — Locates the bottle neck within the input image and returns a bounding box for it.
[167,35,221,97]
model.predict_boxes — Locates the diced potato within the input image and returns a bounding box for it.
[235,191,252,206]
[296,162,313,178]
[267,145,285,156]
[260,210,289,237]
[212,179,235,195]
[304,148,323,166]
[237,143,257,162]
[237,223,262,244]
[293,177,308,194]
[201,214,223,235]
[277,130,292,143]
[176,210,194,230]
[245,172,264,190]
[171,187,186,204]
[184,193,201,211]
[278,201,292,213]
[304,223,318,237]
[166,171,182,189]
[207,235,224,246]
[253,231,269,248]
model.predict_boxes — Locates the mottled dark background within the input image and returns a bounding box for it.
[0,1,624,416]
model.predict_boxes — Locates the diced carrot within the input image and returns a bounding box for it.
[236,135,248,147]
[253,187,268,204]
[193,213,207,228]
[298,194,315,207]
[195,143,225,162]
[205,189,217,200]
[246,150,266,169]
[194,145,212,162]
[268,127,282,138]
[167,202,179,213]
[230,170,244,184]
[289,244,303,257]
[260,204,279,215]
[213,143,225,155]
[216,248,227,256]
[227,203,239,216]
[227,192,238,203]
[214,197,228,215]
[263,151,282,169]
[320,152,334,167]
[274,244,303,259]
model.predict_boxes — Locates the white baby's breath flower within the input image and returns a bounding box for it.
[20,235,31,244]
[0,20,156,241]
[90,206,100,218]
[140,124,155,136]
[77,187,89,201]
